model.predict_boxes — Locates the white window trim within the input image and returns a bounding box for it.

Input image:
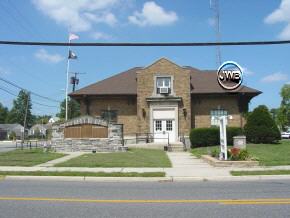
[153,75,175,96]
[210,109,228,126]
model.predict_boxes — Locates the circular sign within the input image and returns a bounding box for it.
[217,61,243,90]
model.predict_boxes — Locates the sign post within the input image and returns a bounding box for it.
[219,116,227,160]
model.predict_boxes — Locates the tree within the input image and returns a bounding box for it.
[6,90,33,128]
[244,105,281,143]
[0,102,8,123]
[33,115,51,125]
[57,98,80,120]
[278,84,290,130]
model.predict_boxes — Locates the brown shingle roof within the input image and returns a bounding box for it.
[187,67,261,95]
[70,62,261,97]
[70,67,141,96]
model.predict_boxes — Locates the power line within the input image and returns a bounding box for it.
[0,86,59,108]
[0,77,61,103]
[1,40,290,47]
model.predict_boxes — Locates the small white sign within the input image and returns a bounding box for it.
[219,116,228,160]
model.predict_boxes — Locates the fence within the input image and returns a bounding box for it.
[64,124,108,139]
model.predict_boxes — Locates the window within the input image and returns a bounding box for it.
[166,120,173,131]
[101,110,117,123]
[210,109,228,126]
[156,77,171,94]
[155,120,162,131]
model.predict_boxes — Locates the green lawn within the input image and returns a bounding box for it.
[0,148,65,166]
[191,140,290,166]
[231,170,290,176]
[56,148,172,168]
[0,171,165,177]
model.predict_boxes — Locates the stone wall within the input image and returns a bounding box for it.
[51,118,124,152]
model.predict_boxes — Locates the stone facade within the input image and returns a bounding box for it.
[137,58,191,136]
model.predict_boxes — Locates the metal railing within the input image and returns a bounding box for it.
[135,132,170,146]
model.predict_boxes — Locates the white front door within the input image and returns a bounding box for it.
[153,119,175,143]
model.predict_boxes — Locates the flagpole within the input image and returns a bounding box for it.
[65,37,71,121]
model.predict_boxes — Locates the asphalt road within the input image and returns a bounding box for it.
[0,179,290,218]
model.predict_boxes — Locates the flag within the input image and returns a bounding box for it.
[69,33,79,41]
[68,50,77,59]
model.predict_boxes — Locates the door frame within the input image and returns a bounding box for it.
[149,103,178,142]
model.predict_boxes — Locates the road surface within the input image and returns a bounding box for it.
[0,179,290,217]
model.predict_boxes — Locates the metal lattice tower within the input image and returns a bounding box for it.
[210,0,222,67]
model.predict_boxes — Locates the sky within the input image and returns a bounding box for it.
[0,0,289,116]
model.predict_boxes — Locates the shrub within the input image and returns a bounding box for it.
[228,148,250,161]
[8,131,16,140]
[244,105,281,143]
[190,127,219,147]
[190,127,243,148]
[211,148,219,158]
[238,149,250,160]
[227,127,243,145]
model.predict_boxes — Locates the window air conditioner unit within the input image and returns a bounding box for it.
[160,87,169,94]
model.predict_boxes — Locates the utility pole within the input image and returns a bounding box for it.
[23,91,30,144]
[70,72,85,92]
[210,0,222,67]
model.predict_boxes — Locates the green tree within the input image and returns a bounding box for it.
[0,102,8,123]
[57,98,80,120]
[277,84,290,130]
[244,105,281,143]
[6,90,33,128]
[33,115,51,125]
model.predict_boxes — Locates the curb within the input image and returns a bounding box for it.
[3,175,290,182]
[172,175,290,182]
[4,176,172,182]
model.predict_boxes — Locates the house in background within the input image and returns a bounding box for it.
[48,117,60,124]
[28,124,51,138]
[0,124,24,140]
[70,58,261,143]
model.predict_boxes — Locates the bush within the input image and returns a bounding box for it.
[190,127,244,148]
[227,148,250,161]
[190,127,219,147]
[8,131,16,140]
[244,105,281,143]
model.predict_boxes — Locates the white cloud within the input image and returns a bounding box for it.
[84,12,117,26]
[35,49,64,63]
[128,1,178,27]
[91,31,112,40]
[261,72,288,83]
[32,0,119,32]
[265,0,290,39]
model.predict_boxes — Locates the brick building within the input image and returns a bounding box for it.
[70,58,261,143]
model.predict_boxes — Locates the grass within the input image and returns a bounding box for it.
[191,140,290,166]
[0,171,165,177]
[0,148,65,167]
[231,170,290,176]
[56,148,172,168]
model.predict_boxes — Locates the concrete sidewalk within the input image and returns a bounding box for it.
[35,152,85,167]
[165,152,231,178]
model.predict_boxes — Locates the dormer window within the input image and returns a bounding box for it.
[156,77,171,94]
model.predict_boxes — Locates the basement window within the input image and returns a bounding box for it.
[210,109,228,126]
